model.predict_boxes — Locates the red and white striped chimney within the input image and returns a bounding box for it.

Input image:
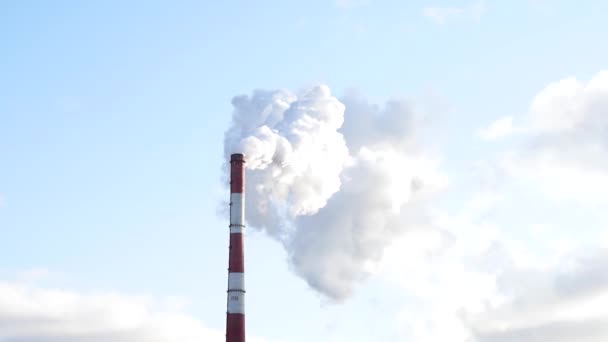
[226,153,246,342]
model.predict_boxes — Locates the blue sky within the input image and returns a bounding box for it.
[2,1,608,341]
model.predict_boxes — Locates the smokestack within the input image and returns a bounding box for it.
[226,153,246,342]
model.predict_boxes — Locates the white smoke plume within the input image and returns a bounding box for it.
[223,85,447,301]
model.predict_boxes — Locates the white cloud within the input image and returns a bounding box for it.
[415,69,608,341]
[0,281,278,342]
[468,249,608,342]
[373,164,608,342]
[376,196,510,341]
[378,205,608,342]
[498,71,608,203]
[479,116,516,140]
[423,0,485,24]
[465,190,504,212]
[503,149,608,203]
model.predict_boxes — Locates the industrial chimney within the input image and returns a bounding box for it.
[226,153,246,342]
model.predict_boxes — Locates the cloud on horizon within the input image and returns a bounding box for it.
[469,248,608,342]
[0,280,279,342]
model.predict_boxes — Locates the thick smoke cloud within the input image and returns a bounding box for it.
[224,86,350,237]
[224,85,446,300]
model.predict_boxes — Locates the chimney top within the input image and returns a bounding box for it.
[231,153,245,162]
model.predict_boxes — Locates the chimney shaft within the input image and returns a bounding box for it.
[226,153,246,342]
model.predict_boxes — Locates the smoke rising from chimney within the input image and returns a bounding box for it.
[223,85,447,301]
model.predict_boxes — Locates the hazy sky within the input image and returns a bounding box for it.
[2,1,608,341]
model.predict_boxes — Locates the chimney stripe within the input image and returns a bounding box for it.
[228,233,245,273]
[226,314,245,342]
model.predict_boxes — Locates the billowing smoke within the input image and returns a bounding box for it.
[224,85,446,301]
